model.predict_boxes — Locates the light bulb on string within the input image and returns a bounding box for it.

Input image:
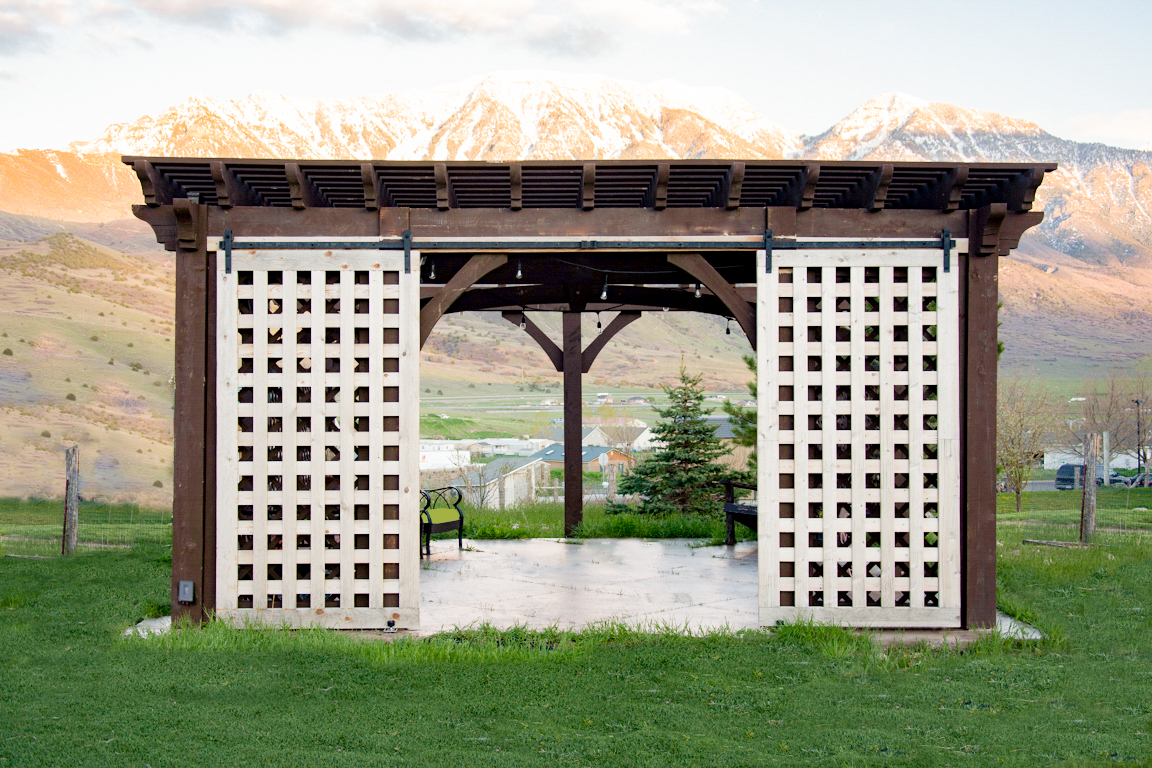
[429,261,436,280]
[600,278,608,301]
[725,318,731,335]
[516,260,522,280]
[694,283,701,298]
[520,317,526,330]
[596,313,602,335]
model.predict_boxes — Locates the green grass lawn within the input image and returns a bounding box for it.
[0,497,171,557]
[2,526,1151,765]
[998,488,1152,532]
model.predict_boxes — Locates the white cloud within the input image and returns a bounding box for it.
[0,0,717,56]
[0,0,69,52]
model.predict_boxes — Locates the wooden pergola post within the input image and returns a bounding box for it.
[562,312,583,536]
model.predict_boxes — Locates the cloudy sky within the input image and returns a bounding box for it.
[0,0,1149,151]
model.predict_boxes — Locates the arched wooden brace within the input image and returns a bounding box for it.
[418,254,508,347]
[666,253,756,349]
[499,310,642,374]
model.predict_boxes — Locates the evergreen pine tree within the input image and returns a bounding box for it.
[614,366,731,516]
[722,354,757,477]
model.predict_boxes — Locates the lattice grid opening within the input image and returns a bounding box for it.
[757,247,962,627]
[216,248,420,628]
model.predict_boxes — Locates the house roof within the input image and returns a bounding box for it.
[533,425,603,443]
[457,455,543,488]
[704,415,737,440]
[528,444,624,464]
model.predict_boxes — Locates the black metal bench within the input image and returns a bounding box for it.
[420,486,464,558]
[723,480,758,546]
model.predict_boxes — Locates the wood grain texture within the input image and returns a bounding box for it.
[563,312,582,535]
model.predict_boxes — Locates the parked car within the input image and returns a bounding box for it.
[1054,464,1122,490]
[1126,472,1152,488]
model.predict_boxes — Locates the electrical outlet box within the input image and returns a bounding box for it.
[177,580,195,604]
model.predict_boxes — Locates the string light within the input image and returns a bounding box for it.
[429,261,436,280]
[694,283,701,298]
[520,317,526,330]
[516,260,523,280]
[596,313,602,335]
[725,318,731,335]
[600,278,608,301]
[662,306,668,312]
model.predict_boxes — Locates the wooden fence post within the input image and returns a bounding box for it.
[62,446,79,555]
[1081,434,1098,543]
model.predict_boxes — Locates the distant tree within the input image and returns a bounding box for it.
[722,354,757,476]
[997,375,1062,515]
[613,366,730,516]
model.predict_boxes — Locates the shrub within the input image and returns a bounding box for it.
[90,335,99,341]
[153,480,163,488]
[2,349,10,356]
[40,430,50,438]
[65,393,76,401]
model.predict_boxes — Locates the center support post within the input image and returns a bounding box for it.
[562,312,582,536]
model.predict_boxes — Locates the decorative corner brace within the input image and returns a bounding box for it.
[764,228,773,273]
[222,229,234,275]
[941,228,952,273]
[402,229,412,273]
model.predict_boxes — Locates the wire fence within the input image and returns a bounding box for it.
[997,486,1152,537]
[0,498,172,557]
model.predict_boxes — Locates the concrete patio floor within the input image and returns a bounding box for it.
[417,537,1042,645]
[419,538,759,633]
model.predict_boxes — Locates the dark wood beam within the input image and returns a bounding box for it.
[582,162,595,210]
[942,165,970,212]
[562,312,583,535]
[435,163,451,210]
[173,199,201,251]
[285,162,326,209]
[868,164,894,211]
[666,253,756,348]
[445,284,732,316]
[419,253,508,347]
[133,158,179,206]
[971,202,1007,257]
[1007,167,1045,212]
[724,161,746,209]
[361,163,382,210]
[501,311,563,371]
[210,161,261,208]
[581,311,641,373]
[799,164,821,210]
[510,163,523,211]
[653,163,669,210]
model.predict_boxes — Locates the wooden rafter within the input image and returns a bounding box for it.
[501,311,563,371]
[666,253,756,348]
[419,254,508,347]
[581,311,641,373]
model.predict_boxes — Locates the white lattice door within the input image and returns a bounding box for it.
[215,247,420,629]
[757,245,963,627]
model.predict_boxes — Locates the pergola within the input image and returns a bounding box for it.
[127,157,1052,631]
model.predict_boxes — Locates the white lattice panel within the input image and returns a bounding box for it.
[757,246,963,627]
[216,248,420,629]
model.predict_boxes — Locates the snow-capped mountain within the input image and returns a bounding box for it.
[74,74,802,162]
[1,73,1150,268]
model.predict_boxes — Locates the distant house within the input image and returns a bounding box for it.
[418,440,473,471]
[613,424,657,453]
[457,456,549,509]
[533,424,611,447]
[475,437,550,456]
[703,415,752,471]
[624,396,651,406]
[530,444,635,473]
[596,392,614,404]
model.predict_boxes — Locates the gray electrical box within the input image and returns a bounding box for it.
[177,580,195,604]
